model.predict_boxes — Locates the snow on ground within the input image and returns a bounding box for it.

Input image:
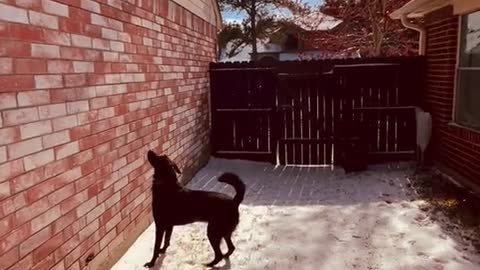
[111,159,480,270]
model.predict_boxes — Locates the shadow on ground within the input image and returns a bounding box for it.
[187,158,415,207]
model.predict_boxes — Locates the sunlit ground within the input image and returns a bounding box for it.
[111,159,480,270]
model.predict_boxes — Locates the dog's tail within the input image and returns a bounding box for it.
[218,173,245,206]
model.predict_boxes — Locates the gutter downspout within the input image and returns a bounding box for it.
[401,15,426,56]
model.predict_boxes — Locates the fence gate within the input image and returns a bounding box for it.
[210,57,425,165]
[277,73,339,165]
[209,67,277,162]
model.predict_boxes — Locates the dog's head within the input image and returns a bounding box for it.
[147,150,181,183]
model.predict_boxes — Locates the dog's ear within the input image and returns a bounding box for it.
[168,158,181,174]
[147,150,157,166]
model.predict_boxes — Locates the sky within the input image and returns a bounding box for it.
[222,0,323,24]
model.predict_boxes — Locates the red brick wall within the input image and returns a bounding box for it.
[0,1,216,269]
[425,6,480,186]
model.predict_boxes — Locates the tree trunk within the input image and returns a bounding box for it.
[250,0,258,61]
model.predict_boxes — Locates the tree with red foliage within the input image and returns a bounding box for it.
[299,0,419,57]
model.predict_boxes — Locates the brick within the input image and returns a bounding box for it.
[43,130,70,148]
[52,210,76,234]
[55,141,80,160]
[32,44,60,58]
[110,41,124,52]
[17,90,50,107]
[43,29,71,46]
[91,13,108,27]
[105,74,121,84]
[29,10,59,30]
[39,103,67,119]
[52,115,78,131]
[35,75,63,89]
[83,50,100,62]
[103,51,118,62]
[81,0,100,13]
[101,28,117,40]
[0,192,26,218]
[0,93,17,110]
[6,253,33,270]
[0,3,29,24]
[0,178,11,200]
[0,75,35,91]
[48,183,75,206]
[73,61,94,73]
[32,254,55,270]
[0,241,18,270]
[19,226,51,257]
[11,21,58,43]
[92,38,110,50]
[47,60,73,73]
[71,34,92,48]
[20,120,52,140]
[42,0,69,17]
[65,74,87,87]
[0,40,30,58]
[16,0,42,9]
[60,47,84,60]
[3,107,39,126]
[67,100,89,114]
[31,206,61,233]
[51,88,77,103]
[8,137,43,159]
[0,58,13,74]
[76,196,97,217]
[87,203,106,224]
[33,233,63,264]
[75,86,95,100]
[12,167,44,193]
[0,146,6,163]
[15,59,47,74]
[0,214,14,238]
[60,191,87,214]
[23,149,55,171]
[0,222,31,255]
[25,167,79,203]
[43,158,72,179]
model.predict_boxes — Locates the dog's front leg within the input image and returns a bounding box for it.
[160,226,173,253]
[144,226,165,268]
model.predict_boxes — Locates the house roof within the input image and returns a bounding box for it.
[389,0,452,19]
[292,12,342,31]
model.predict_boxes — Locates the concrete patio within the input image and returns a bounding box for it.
[110,158,480,270]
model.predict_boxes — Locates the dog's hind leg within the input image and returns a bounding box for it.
[144,226,165,268]
[205,225,223,267]
[223,233,235,258]
[160,226,173,253]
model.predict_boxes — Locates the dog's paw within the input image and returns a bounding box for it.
[144,262,155,268]
[204,260,221,268]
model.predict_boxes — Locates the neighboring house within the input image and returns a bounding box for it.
[220,12,359,62]
[0,1,220,270]
[391,0,480,191]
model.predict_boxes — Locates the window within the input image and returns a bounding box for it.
[456,10,480,130]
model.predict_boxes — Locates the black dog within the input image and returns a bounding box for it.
[144,150,246,268]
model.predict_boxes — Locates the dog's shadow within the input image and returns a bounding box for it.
[211,258,231,270]
[150,255,166,270]
[149,256,231,270]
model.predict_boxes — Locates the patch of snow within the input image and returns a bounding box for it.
[111,159,480,270]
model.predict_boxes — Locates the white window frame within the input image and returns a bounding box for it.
[452,10,480,133]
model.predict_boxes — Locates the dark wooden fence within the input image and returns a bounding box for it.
[210,57,425,165]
